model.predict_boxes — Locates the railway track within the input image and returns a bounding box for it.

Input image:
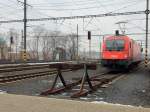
[0,61,98,84]
[0,68,74,84]
[0,63,57,73]
[0,60,98,73]
[0,70,56,83]
[0,61,76,83]
[0,61,97,84]
[71,73,124,98]
[131,60,150,71]
[41,70,125,98]
[0,61,145,98]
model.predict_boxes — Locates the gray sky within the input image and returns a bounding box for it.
[0,0,148,52]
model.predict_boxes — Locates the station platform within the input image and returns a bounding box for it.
[0,93,149,112]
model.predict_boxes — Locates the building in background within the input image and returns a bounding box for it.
[0,37,8,60]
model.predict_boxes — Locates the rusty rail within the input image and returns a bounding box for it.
[40,63,97,95]
[0,63,97,84]
[40,63,122,98]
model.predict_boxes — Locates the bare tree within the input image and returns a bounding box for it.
[27,39,37,60]
[66,33,77,60]
[29,28,79,61]
[32,26,45,60]
[0,33,7,60]
[40,30,69,61]
[41,31,53,61]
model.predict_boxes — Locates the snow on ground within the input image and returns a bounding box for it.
[91,101,143,108]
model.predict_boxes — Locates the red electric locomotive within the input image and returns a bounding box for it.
[101,31,142,69]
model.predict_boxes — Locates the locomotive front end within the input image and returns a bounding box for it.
[101,36,130,68]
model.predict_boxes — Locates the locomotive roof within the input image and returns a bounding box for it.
[104,35,141,46]
[104,35,131,40]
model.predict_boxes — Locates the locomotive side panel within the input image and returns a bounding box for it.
[101,35,142,69]
[132,40,142,62]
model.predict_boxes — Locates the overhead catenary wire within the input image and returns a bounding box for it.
[27,32,149,39]
[0,11,145,23]
[0,0,144,26]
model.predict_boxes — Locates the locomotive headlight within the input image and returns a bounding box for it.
[124,54,127,58]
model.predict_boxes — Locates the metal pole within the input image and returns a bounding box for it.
[89,39,91,59]
[21,30,24,61]
[145,0,149,67]
[15,35,17,60]
[98,35,101,59]
[24,0,27,62]
[10,38,12,61]
[77,24,79,61]
[37,36,39,60]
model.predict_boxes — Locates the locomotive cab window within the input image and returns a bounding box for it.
[106,40,125,51]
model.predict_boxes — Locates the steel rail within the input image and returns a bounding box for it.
[0,69,72,83]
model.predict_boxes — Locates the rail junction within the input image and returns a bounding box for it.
[0,60,149,112]
[0,60,148,97]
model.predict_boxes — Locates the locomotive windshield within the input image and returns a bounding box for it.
[106,40,125,51]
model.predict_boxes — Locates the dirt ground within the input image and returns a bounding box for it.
[0,93,150,112]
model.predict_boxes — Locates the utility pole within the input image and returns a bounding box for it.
[145,0,149,67]
[24,0,27,62]
[88,31,91,59]
[77,24,79,61]
[15,33,18,60]
[10,34,13,62]
[17,0,31,62]
[21,30,24,60]
[99,36,101,59]
[17,0,28,62]
[89,39,91,59]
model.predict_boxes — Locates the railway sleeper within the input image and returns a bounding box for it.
[41,64,95,96]
[71,77,118,98]
[41,64,119,98]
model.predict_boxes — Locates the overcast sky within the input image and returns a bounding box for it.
[0,0,148,52]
